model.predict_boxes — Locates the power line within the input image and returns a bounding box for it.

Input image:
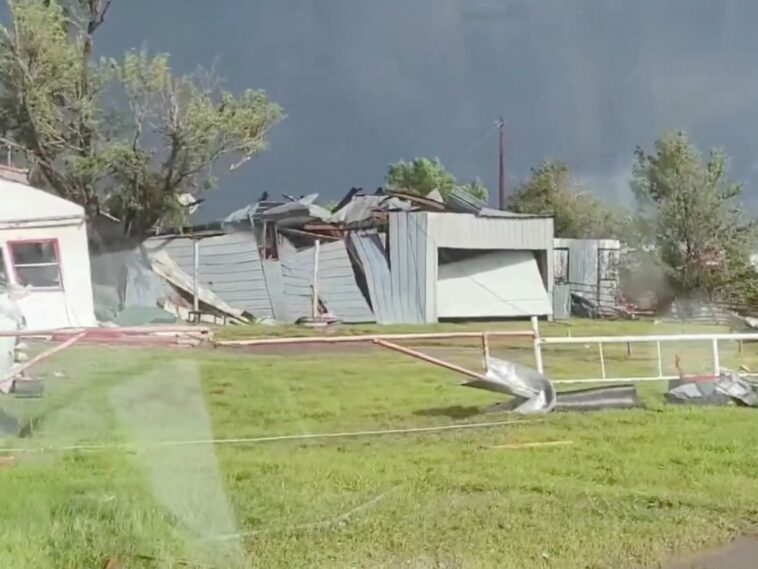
[0,419,532,454]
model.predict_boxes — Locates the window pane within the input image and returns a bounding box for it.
[16,265,61,288]
[11,242,57,265]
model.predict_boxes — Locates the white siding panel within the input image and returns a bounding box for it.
[431,213,553,250]
[436,251,551,318]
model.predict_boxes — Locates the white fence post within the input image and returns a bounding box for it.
[656,342,663,378]
[537,331,758,384]
[530,316,544,374]
[192,239,200,313]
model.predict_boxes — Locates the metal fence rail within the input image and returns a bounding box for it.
[536,331,758,384]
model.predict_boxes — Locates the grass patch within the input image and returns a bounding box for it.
[0,321,757,568]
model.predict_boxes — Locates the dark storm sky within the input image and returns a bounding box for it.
[99,0,758,218]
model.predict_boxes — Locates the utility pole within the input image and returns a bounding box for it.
[498,116,507,210]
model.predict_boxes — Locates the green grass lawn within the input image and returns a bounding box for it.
[1,320,758,568]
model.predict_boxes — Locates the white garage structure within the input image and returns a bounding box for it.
[0,177,96,329]
[388,211,554,323]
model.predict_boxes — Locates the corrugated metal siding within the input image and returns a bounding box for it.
[146,233,274,318]
[553,238,621,308]
[553,284,571,320]
[281,241,376,323]
[280,254,312,321]
[388,212,433,323]
[669,301,734,325]
[350,232,401,324]
[261,259,290,321]
[431,213,553,250]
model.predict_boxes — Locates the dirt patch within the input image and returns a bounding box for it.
[664,537,758,569]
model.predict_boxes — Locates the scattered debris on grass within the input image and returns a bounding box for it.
[669,354,758,407]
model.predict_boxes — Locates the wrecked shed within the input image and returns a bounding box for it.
[0,176,96,329]
[145,230,375,324]
[387,211,554,323]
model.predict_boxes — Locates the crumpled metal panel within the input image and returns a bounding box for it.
[328,196,410,225]
[349,232,402,324]
[465,357,643,414]
[464,358,556,414]
[667,373,758,407]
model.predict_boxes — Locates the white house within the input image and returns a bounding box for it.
[0,174,96,329]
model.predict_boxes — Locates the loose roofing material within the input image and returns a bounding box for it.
[145,232,274,319]
[328,195,410,225]
[446,187,549,219]
[261,201,332,226]
[281,240,375,323]
[349,231,402,324]
[0,178,84,225]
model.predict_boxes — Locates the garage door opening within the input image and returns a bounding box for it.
[436,248,551,319]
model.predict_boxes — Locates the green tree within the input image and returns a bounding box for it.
[507,160,624,238]
[0,0,283,244]
[386,157,488,201]
[632,131,758,304]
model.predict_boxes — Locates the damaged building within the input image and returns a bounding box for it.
[0,167,96,329]
[101,188,556,326]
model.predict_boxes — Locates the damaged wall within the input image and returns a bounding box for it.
[388,211,554,323]
[553,238,621,308]
[146,233,275,319]
[281,241,376,324]
[350,231,403,324]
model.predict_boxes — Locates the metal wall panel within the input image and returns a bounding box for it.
[388,212,435,323]
[282,240,376,323]
[431,213,553,250]
[280,254,312,321]
[553,238,621,308]
[436,251,552,318]
[552,284,571,320]
[146,233,274,318]
[350,232,401,324]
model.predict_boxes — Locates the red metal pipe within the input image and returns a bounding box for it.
[219,330,533,347]
[372,339,487,381]
[0,332,86,393]
[0,325,211,338]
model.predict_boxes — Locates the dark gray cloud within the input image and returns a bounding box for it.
[83,0,758,216]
